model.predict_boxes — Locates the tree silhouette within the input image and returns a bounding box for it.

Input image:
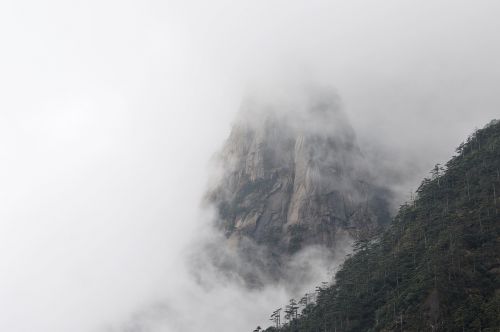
[260,120,500,331]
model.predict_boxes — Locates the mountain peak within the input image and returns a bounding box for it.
[205,91,392,285]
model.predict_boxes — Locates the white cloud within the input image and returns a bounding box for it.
[0,0,499,331]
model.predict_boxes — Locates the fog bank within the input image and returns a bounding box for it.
[1,0,500,331]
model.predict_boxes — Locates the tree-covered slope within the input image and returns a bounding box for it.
[263,120,500,332]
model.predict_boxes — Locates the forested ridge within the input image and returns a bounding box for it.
[255,120,500,332]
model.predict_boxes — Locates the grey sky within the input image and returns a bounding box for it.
[0,1,499,331]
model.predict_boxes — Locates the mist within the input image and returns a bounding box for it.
[1,0,500,331]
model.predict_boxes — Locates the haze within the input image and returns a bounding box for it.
[0,1,499,331]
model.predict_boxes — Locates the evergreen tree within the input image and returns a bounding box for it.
[263,120,500,332]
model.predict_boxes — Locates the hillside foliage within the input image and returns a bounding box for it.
[259,120,500,331]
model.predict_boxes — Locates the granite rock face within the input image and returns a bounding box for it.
[205,91,392,284]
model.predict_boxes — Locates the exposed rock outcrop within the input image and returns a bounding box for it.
[205,90,392,284]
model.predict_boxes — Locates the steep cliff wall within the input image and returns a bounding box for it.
[205,91,392,284]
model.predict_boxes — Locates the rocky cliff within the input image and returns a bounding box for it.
[205,90,392,284]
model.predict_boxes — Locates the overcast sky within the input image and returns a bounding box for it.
[1,1,500,331]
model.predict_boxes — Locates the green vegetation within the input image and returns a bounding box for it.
[259,120,500,331]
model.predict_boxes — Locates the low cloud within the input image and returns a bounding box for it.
[1,1,500,331]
